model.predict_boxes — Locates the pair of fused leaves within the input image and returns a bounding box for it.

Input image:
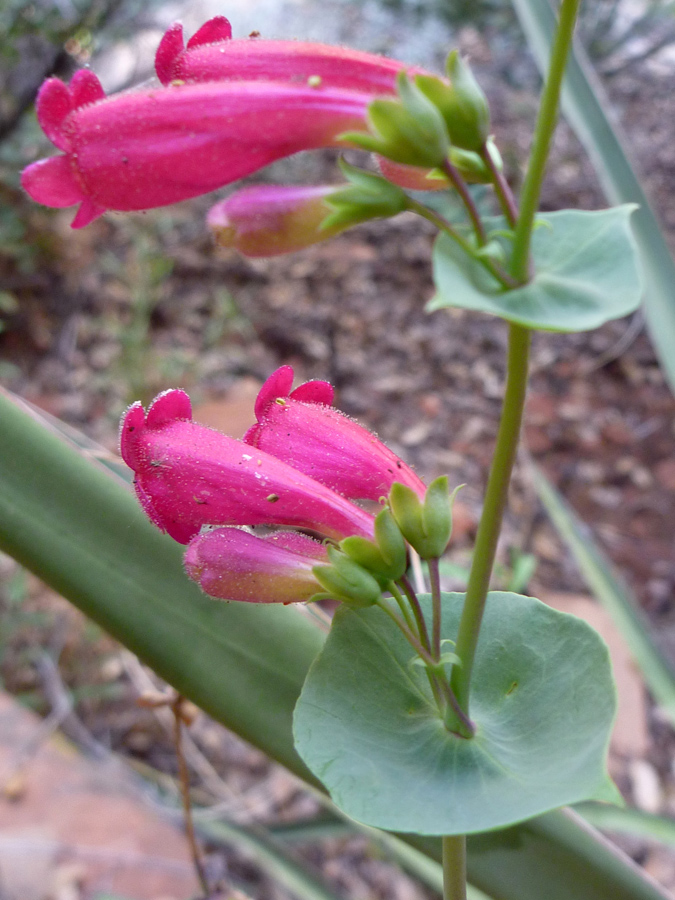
[431,205,642,331]
[294,591,619,836]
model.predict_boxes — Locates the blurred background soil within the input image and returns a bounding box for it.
[1,0,675,897]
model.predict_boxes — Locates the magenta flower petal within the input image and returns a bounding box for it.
[70,198,106,229]
[21,156,84,208]
[23,79,371,225]
[255,365,295,419]
[120,389,374,544]
[155,22,185,85]
[244,367,426,502]
[155,18,418,93]
[69,68,106,108]
[184,527,326,603]
[289,380,334,405]
[187,16,233,49]
[36,78,73,151]
[208,184,343,258]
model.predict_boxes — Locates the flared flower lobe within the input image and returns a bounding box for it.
[245,366,426,502]
[120,388,374,545]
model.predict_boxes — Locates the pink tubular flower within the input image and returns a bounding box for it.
[120,388,374,545]
[21,72,371,228]
[184,528,327,603]
[208,184,344,257]
[155,17,420,94]
[244,366,426,502]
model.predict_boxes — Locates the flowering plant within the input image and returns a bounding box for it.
[8,5,658,900]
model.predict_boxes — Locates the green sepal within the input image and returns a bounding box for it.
[321,159,408,232]
[374,507,408,574]
[420,476,456,559]
[340,508,408,583]
[425,140,502,186]
[339,536,391,586]
[422,51,490,152]
[341,72,450,169]
[389,482,426,554]
[313,546,382,608]
[390,478,461,560]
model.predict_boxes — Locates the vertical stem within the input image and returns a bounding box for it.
[428,557,442,659]
[510,0,582,282]
[399,574,432,651]
[390,581,418,635]
[450,324,531,714]
[479,145,518,228]
[443,835,467,900]
[440,159,487,245]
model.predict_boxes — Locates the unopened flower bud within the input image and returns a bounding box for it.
[420,476,454,559]
[184,527,327,603]
[443,51,490,151]
[341,72,450,169]
[390,477,459,559]
[415,55,489,153]
[389,482,426,554]
[208,185,342,258]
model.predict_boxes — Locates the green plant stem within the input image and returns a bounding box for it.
[389,581,418,635]
[399,574,432,651]
[376,599,437,668]
[510,0,582,282]
[479,145,518,227]
[450,324,531,715]
[407,200,519,290]
[375,599,473,735]
[443,835,467,900]
[428,557,442,659]
[440,159,487,245]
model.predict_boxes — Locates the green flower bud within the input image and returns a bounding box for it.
[389,482,426,554]
[421,476,453,559]
[443,51,490,151]
[313,546,382,607]
[390,478,461,559]
[415,54,490,152]
[340,508,408,583]
[341,72,450,169]
[374,507,408,576]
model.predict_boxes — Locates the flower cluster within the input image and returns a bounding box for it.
[21,16,422,229]
[121,367,426,604]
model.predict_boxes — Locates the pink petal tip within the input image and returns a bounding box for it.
[146,388,192,428]
[155,21,185,84]
[21,156,84,208]
[186,16,232,49]
[35,78,73,151]
[69,69,106,108]
[254,366,295,418]
[290,380,334,405]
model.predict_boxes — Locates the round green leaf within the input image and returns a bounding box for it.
[429,206,642,332]
[294,592,619,835]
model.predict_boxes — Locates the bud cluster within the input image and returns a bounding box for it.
[312,477,461,609]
